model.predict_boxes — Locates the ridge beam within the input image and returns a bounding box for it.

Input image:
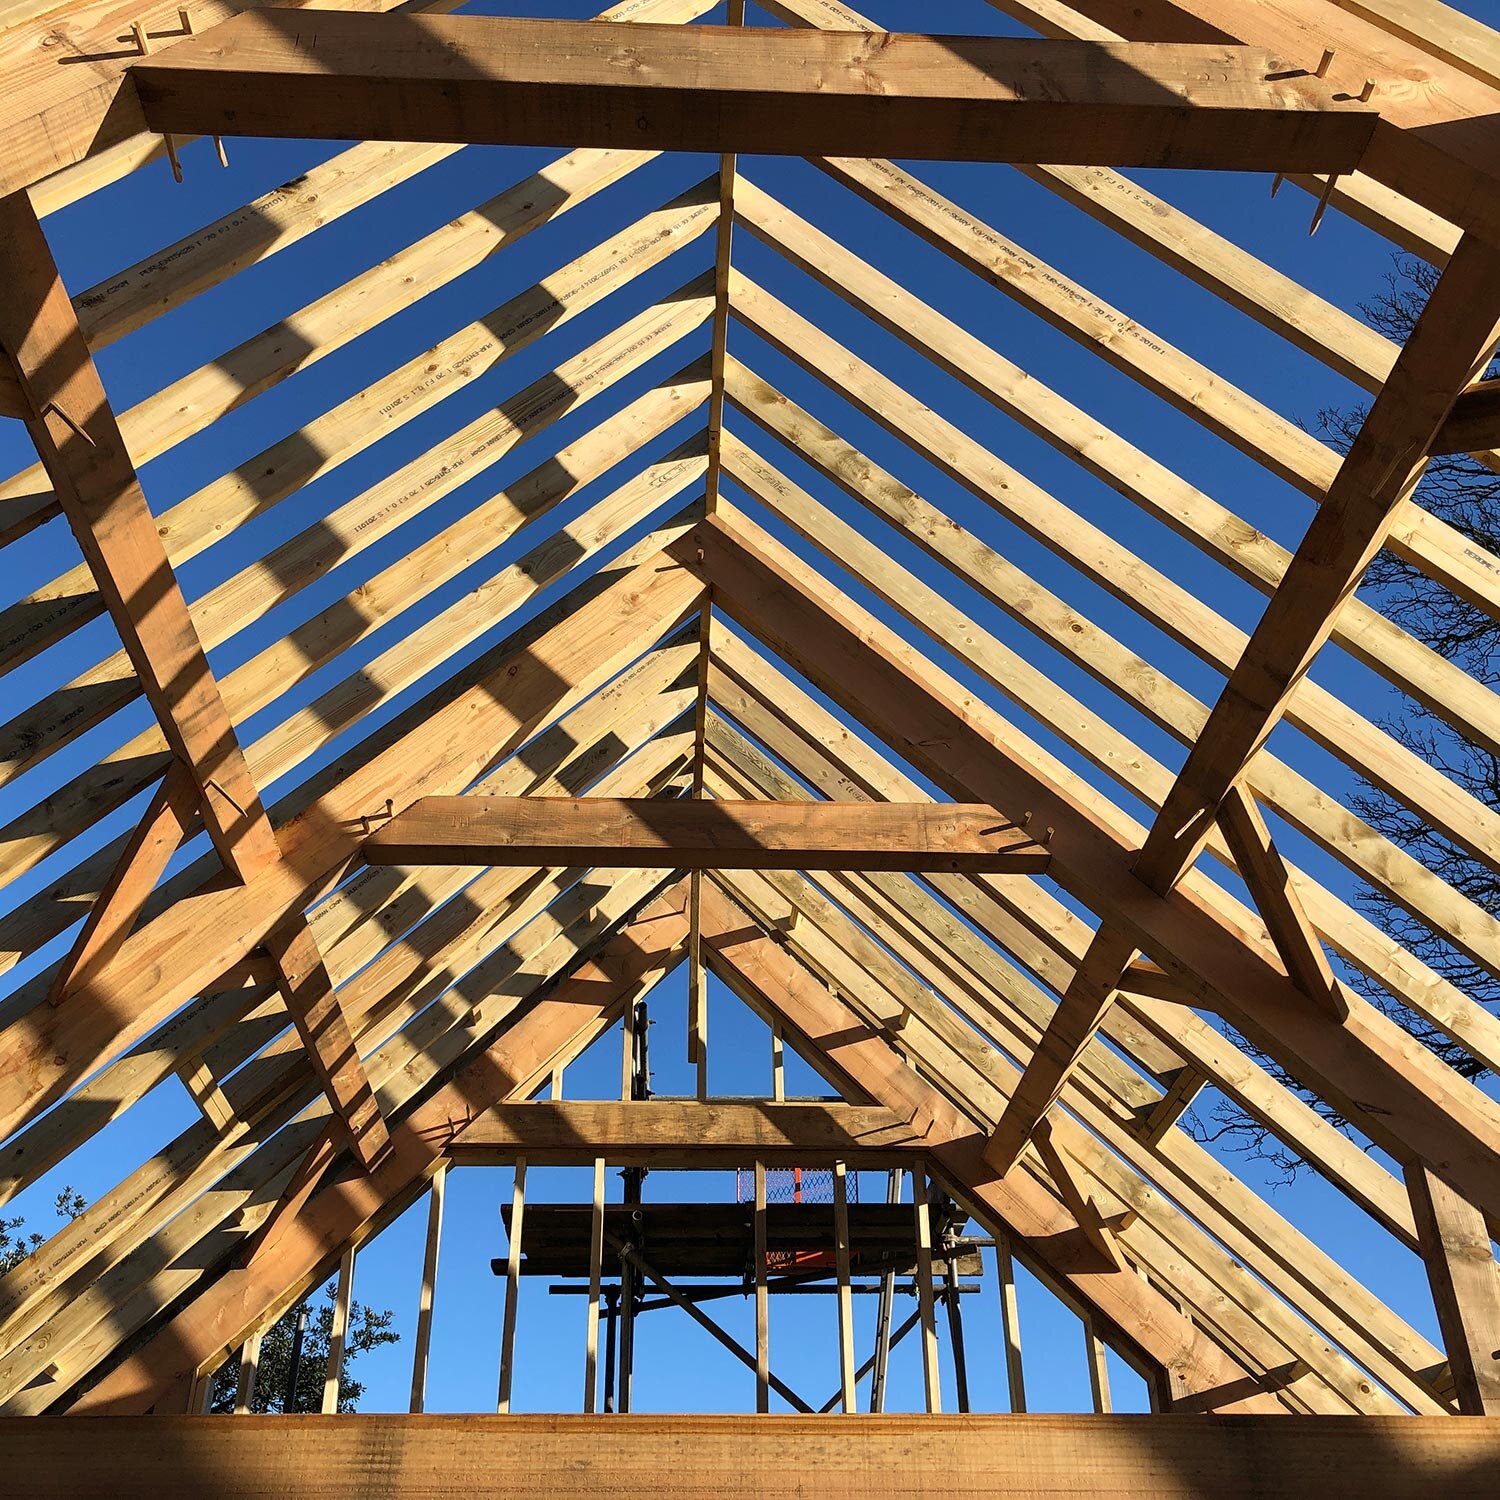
[363,797,1052,873]
[129,16,1378,172]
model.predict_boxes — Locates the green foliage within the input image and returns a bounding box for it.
[2,1188,399,1412]
[1,1187,89,1274]
[0,1215,42,1276]
[208,1286,400,1413]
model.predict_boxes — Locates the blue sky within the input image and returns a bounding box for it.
[2,0,1496,1417]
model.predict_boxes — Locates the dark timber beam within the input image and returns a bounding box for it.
[128,15,1378,171]
[1432,379,1500,456]
[362,796,1050,872]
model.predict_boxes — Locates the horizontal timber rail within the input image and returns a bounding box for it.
[7,1415,1498,1497]
[128,15,1377,170]
[362,797,1052,872]
[447,1099,926,1166]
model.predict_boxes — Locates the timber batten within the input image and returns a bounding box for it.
[0,0,1497,1487]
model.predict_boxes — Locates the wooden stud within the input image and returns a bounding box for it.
[233,1329,262,1415]
[754,1159,769,1413]
[622,995,636,1105]
[912,1168,942,1414]
[833,1159,856,1413]
[409,1166,445,1416]
[994,1233,1027,1414]
[1084,1313,1114,1414]
[584,1157,606,1415]
[497,1160,527,1414]
[1405,1160,1500,1415]
[320,1246,355,1415]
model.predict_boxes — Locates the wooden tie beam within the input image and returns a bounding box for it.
[448,1099,926,1166]
[127,15,1378,171]
[362,797,1050,872]
[4,1414,1500,1498]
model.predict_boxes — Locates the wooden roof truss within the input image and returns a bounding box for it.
[1,0,1499,1480]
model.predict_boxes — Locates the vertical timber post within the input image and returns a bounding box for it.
[409,1165,446,1415]
[321,1245,355,1415]
[497,1159,527,1414]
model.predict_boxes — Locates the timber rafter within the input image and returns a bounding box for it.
[0,0,1496,1463]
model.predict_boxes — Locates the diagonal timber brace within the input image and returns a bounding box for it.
[668,512,1500,1219]
[69,886,692,1415]
[0,189,389,1170]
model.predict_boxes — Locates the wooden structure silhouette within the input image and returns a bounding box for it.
[1,0,1499,1492]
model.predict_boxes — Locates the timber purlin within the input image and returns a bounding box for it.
[0,0,1498,1480]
